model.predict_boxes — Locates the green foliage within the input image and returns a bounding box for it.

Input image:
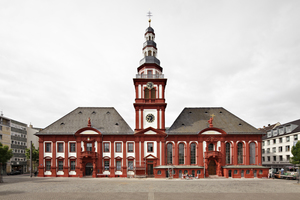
[0,142,13,164]
[25,144,39,171]
[0,142,13,183]
[291,141,300,164]
[25,144,39,162]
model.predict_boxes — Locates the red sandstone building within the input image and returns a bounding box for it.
[36,21,268,179]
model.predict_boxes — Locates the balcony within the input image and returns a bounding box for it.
[80,151,97,158]
[204,151,222,159]
[136,74,164,79]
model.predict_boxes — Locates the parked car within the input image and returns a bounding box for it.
[7,171,21,175]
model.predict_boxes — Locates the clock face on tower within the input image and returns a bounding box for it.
[146,82,154,89]
[146,114,155,123]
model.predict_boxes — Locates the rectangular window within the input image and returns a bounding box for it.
[285,145,290,152]
[87,143,92,151]
[116,143,122,152]
[267,140,270,145]
[262,157,265,162]
[279,138,282,143]
[279,155,283,161]
[46,161,51,171]
[70,161,76,170]
[70,143,76,152]
[128,161,133,170]
[45,143,51,152]
[58,143,63,152]
[272,147,276,153]
[273,139,276,144]
[286,136,290,142]
[273,156,276,161]
[286,155,290,161]
[104,143,110,152]
[0,134,2,140]
[267,156,270,162]
[286,125,291,133]
[279,128,284,135]
[262,149,265,154]
[294,135,298,141]
[116,161,121,171]
[104,160,109,171]
[58,161,63,170]
[278,146,282,152]
[147,142,153,152]
[267,148,270,154]
[127,143,134,152]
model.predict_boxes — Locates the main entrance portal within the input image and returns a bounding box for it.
[208,160,216,175]
[85,163,93,176]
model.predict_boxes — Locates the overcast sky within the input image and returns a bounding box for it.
[1,0,299,130]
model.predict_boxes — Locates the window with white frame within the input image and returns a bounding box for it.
[285,145,290,152]
[116,161,121,171]
[46,161,51,171]
[272,147,276,153]
[104,160,109,171]
[58,161,63,170]
[128,160,133,170]
[294,135,298,141]
[70,161,76,170]
[286,136,290,142]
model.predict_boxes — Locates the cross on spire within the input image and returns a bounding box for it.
[147,11,152,26]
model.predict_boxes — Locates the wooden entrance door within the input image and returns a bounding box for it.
[147,164,153,176]
[85,163,93,176]
[208,160,216,175]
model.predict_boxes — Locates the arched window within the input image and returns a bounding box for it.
[208,143,214,151]
[144,88,149,99]
[226,143,231,164]
[144,52,147,57]
[237,142,243,164]
[179,143,184,164]
[190,143,196,164]
[153,52,156,57]
[249,142,256,164]
[148,50,152,56]
[167,143,173,164]
[151,88,156,99]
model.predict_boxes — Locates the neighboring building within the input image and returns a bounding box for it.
[36,20,268,179]
[0,114,12,174]
[0,114,28,174]
[26,125,41,172]
[261,119,300,172]
[10,120,28,173]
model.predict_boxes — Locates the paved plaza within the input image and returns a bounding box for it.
[0,175,299,200]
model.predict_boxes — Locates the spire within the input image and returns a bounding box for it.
[137,11,162,74]
[147,11,152,27]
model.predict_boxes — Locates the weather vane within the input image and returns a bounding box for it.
[147,11,152,26]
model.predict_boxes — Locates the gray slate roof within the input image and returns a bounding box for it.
[36,107,133,135]
[167,107,263,135]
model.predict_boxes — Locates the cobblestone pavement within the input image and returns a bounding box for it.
[0,175,299,200]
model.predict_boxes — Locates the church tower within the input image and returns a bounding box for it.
[133,17,167,132]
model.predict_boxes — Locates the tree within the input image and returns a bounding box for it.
[0,142,13,183]
[291,141,300,164]
[25,144,39,172]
